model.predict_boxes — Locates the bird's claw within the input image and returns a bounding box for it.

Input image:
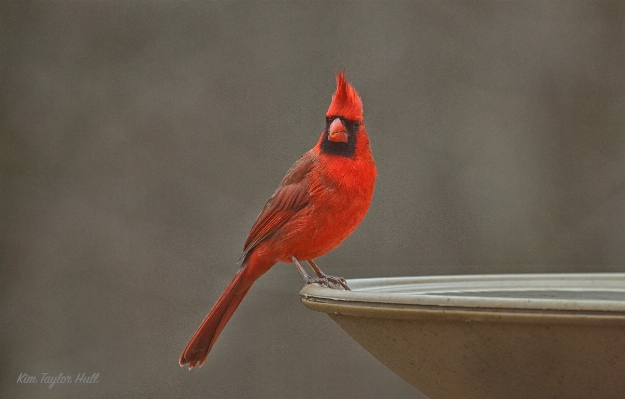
[307,275,351,291]
[291,257,350,290]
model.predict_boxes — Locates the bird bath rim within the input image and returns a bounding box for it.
[300,273,625,316]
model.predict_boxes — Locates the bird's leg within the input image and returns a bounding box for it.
[292,256,314,283]
[306,259,350,291]
[306,259,326,278]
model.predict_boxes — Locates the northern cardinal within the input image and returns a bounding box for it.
[180,71,376,369]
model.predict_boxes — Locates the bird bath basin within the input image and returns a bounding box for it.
[300,273,625,399]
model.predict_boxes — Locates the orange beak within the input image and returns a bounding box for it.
[328,118,349,143]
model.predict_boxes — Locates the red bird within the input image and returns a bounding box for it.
[180,71,376,369]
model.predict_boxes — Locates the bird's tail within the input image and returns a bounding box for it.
[179,262,254,369]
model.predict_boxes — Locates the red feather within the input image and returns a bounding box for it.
[243,154,314,255]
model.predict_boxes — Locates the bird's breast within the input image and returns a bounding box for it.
[273,155,376,260]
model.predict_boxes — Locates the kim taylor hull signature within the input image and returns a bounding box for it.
[17,372,99,389]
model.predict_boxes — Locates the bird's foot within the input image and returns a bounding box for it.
[292,256,351,290]
[306,275,351,291]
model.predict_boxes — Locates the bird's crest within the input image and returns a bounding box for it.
[326,71,363,122]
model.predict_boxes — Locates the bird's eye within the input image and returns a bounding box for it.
[352,122,360,131]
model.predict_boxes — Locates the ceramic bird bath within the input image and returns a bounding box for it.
[300,273,625,399]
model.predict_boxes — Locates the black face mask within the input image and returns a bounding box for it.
[320,116,361,157]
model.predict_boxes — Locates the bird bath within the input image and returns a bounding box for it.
[300,273,625,399]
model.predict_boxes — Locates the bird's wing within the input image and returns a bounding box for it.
[242,152,315,256]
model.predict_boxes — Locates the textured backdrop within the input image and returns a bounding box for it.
[3,2,625,398]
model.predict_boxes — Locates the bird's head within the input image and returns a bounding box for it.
[320,71,365,157]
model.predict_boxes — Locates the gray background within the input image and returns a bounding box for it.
[2,2,625,398]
